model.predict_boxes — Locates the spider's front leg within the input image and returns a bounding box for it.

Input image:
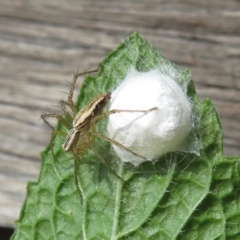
[67,68,99,114]
[89,107,157,161]
[89,107,158,128]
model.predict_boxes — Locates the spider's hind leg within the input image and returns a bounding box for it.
[41,112,72,131]
[93,133,147,161]
[73,149,84,204]
[83,135,125,182]
[41,112,71,155]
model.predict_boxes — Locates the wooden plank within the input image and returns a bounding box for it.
[0,0,239,227]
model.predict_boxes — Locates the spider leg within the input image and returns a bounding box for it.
[87,108,157,169]
[68,68,99,114]
[82,134,124,181]
[90,107,158,127]
[73,149,83,204]
[41,113,57,130]
[41,113,71,153]
[41,113,72,130]
[46,124,84,204]
[59,100,74,120]
[93,133,147,161]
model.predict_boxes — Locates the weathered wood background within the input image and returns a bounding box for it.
[0,0,239,228]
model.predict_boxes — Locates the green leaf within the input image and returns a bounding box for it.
[11,32,240,240]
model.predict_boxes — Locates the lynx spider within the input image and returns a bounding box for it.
[41,68,156,202]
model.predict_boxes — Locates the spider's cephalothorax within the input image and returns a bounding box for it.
[61,92,111,153]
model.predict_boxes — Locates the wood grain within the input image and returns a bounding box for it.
[0,0,239,227]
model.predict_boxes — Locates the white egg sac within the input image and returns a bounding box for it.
[107,68,193,166]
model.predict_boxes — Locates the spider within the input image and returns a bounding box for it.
[41,69,156,202]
